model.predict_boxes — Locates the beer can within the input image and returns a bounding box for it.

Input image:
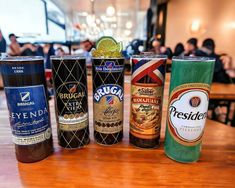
[130,55,167,148]
[51,56,89,149]
[164,57,215,163]
[92,57,124,145]
[0,56,53,163]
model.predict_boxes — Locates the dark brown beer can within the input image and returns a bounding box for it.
[51,56,89,149]
[0,56,53,163]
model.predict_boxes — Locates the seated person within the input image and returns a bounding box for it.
[184,38,198,56]
[173,43,184,57]
[8,33,37,56]
[0,29,6,53]
[195,38,231,83]
[150,39,172,58]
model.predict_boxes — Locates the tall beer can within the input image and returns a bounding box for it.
[51,56,89,149]
[0,57,53,163]
[130,55,167,148]
[165,57,215,163]
[92,57,124,145]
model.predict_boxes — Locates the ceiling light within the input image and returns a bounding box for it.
[190,19,201,32]
[226,22,235,29]
[125,21,133,29]
[106,6,115,16]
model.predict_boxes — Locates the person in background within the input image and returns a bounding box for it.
[220,55,235,82]
[195,38,232,124]
[44,43,55,69]
[173,43,184,57]
[195,38,230,83]
[150,39,172,58]
[0,29,6,53]
[8,33,36,56]
[150,39,161,54]
[55,47,65,56]
[77,40,94,65]
[184,38,198,56]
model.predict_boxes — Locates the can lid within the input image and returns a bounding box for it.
[132,54,168,59]
[92,57,125,60]
[0,56,44,62]
[172,56,215,62]
[50,55,86,60]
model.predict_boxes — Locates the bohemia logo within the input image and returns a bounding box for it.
[189,96,201,107]
[106,96,114,105]
[94,84,123,102]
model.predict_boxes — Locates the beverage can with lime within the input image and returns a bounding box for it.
[164,57,215,163]
[92,36,124,145]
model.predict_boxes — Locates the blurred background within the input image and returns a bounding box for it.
[0,0,234,56]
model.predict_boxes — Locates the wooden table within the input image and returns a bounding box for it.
[0,76,235,187]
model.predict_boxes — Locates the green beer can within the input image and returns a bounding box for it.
[164,57,215,163]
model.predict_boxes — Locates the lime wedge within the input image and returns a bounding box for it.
[115,42,122,52]
[96,36,117,52]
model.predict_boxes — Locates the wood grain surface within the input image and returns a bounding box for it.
[0,75,235,188]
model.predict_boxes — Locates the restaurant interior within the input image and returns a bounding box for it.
[0,0,235,187]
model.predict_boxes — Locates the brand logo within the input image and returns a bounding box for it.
[138,88,154,95]
[167,84,210,145]
[105,61,114,68]
[20,92,30,102]
[95,61,123,72]
[94,84,123,102]
[10,107,48,120]
[69,84,77,93]
[106,96,114,105]
[17,91,34,106]
[189,96,201,107]
[58,83,85,100]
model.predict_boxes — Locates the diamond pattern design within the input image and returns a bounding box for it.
[92,58,124,145]
[52,57,89,148]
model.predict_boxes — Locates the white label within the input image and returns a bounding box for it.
[169,90,209,142]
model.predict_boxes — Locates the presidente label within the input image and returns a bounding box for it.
[4,85,51,145]
[167,83,210,146]
[56,82,88,131]
[130,83,163,139]
[93,84,123,134]
[95,60,124,72]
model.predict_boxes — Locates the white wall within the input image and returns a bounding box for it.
[0,0,46,39]
[165,0,235,60]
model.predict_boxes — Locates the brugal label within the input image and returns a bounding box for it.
[95,61,124,73]
[56,82,88,131]
[93,84,123,134]
[4,85,51,145]
[167,83,210,146]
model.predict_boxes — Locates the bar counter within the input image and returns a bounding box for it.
[0,75,235,187]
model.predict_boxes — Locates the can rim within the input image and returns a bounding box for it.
[0,56,44,62]
[132,54,168,59]
[172,56,215,62]
[50,55,86,60]
[92,57,125,60]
